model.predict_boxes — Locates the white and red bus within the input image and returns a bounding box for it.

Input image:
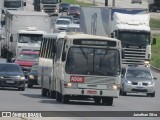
[38,32,121,105]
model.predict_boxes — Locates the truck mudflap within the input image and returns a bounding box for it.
[63,88,119,98]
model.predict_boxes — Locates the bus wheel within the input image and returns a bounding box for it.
[94,97,101,105]
[41,88,47,96]
[49,91,56,98]
[63,95,70,104]
[56,92,62,102]
[102,97,113,106]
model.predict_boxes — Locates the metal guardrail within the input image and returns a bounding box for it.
[151,65,160,72]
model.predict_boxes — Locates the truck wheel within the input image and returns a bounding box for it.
[63,95,70,103]
[56,92,62,102]
[94,97,101,105]
[41,88,47,96]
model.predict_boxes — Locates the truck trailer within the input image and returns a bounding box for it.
[1,10,51,61]
[80,7,154,65]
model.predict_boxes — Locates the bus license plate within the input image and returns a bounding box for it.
[87,90,97,94]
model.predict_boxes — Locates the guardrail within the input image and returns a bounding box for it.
[151,65,160,72]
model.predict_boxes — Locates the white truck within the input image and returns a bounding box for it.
[40,0,60,15]
[80,7,155,66]
[1,10,51,61]
[3,0,26,12]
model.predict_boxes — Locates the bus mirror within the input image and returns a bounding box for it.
[62,52,66,61]
[10,34,13,42]
[111,33,114,38]
[152,37,156,45]
[24,2,26,6]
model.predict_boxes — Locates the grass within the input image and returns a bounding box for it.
[62,0,95,6]
[150,19,160,29]
[151,36,160,68]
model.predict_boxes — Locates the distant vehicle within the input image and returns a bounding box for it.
[131,0,142,4]
[147,0,160,12]
[120,66,156,97]
[59,15,74,23]
[66,24,80,32]
[0,63,25,91]
[14,51,39,80]
[59,2,69,12]
[67,4,80,18]
[54,18,71,31]
[27,63,38,88]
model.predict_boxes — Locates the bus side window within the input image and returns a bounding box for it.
[55,38,64,61]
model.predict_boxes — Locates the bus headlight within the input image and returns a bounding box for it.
[64,82,77,88]
[112,84,120,90]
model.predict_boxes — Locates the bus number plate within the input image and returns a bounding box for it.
[87,90,97,94]
[70,76,84,83]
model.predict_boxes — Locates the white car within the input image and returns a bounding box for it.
[54,18,71,32]
[131,0,142,4]
[66,24,80,32]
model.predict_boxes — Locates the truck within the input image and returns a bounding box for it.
[80,7,155,66]
[147,0,160,12]
[3,0,26,12]
[1,10,51,61]
[40,0,60,15]
[38,32,121,105]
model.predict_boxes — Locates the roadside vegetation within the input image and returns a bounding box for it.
[62,0,94,6]
[62,0,160,68]
[151,36,160,68]
[150,19,160,29]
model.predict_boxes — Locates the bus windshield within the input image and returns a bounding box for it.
[118,32,150,46]
[4,1,21,8]
[18,34,43,43]
[65,47,120,76]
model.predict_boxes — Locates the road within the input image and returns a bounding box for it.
[0,0,160,120]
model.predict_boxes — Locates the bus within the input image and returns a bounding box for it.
[38,32,121,105]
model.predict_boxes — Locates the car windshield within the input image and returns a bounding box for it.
[126,69,152,79]
[0,64,21,72]
[18,34,42,43]
[65,47,120,76]
[31,64,38,72]
[4,1,21,8]
[17,54,39,61]
[56,20,70,25]
[69,6,80,11]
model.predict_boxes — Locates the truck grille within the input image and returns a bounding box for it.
[122,47,147,65]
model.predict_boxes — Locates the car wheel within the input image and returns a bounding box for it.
[41,88,47,96]
[63,95,70,103]
[27,84,33,88]
[122,87,127,96]
[147,92,155,97]
[94,97,101,105]
[56,92,62,102]
[18,87,25,91]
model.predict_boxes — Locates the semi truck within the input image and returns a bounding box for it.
[40,0,60,15]
[147,0,160,12]
[1,10,51,61]
[80,7,155,65]
[3,0,26,12]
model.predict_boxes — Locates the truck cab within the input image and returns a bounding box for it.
[4,0,26,12]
